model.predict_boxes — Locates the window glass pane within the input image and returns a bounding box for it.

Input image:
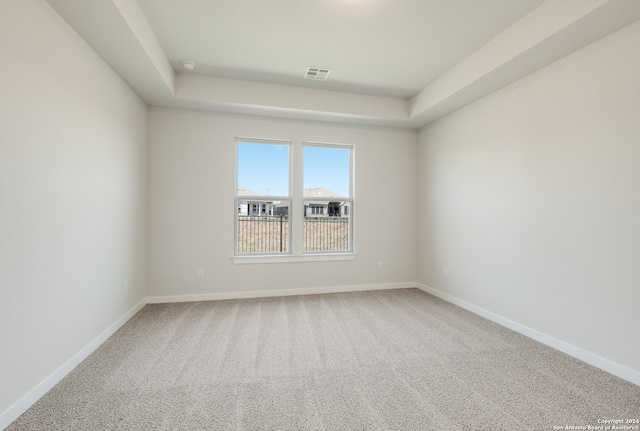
[236,141,290,255]
[304,146,349,198]
[238,142,289,197]
[303,145,352,253]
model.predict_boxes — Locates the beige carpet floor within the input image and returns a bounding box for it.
[7,288,640,430]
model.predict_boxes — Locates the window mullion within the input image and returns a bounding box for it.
[290,140,304,256]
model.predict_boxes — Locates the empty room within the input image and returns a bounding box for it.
[1,0,639,429]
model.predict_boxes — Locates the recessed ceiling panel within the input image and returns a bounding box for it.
[137,0,545,98]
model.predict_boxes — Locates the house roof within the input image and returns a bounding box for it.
[237,187,258,196]
[304,187,343,199]
[241,187,343,202]
[272,188,346,208]
[44,0,640,129]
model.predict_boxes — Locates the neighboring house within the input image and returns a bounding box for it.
[273,187,350,217]
[272,201,289,217]
[237,188,274,216]
[304,187,350,217]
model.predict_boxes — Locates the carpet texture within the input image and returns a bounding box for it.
[7,289,640,430]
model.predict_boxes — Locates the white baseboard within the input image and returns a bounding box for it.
[0,298,147,430]
[417,283,640,386]
[147,281,418,304]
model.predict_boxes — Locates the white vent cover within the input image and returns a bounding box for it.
[305,67,331,81]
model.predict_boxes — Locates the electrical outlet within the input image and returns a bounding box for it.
[197,268,204,278]
[377,261,383,270]
[124,280,129,292]
[443,267,448,278]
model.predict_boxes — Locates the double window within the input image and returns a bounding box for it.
[235,138,353,257]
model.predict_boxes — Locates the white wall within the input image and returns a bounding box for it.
[147,108,417,299]
[418,21,640,378]
[0,0,147,425]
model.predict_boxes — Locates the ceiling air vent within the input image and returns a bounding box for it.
[305,67,331,81]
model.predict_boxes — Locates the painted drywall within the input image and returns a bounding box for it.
[418,21,640,375]
[0,0,147,425]
[147,109,417,299]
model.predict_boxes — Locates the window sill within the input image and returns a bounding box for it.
[231,253,357,265]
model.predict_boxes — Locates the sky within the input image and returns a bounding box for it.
[237,142,350,197]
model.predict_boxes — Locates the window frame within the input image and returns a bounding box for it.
[302,142,354,255]
[234,138,292,257]
[232,139,355,264]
